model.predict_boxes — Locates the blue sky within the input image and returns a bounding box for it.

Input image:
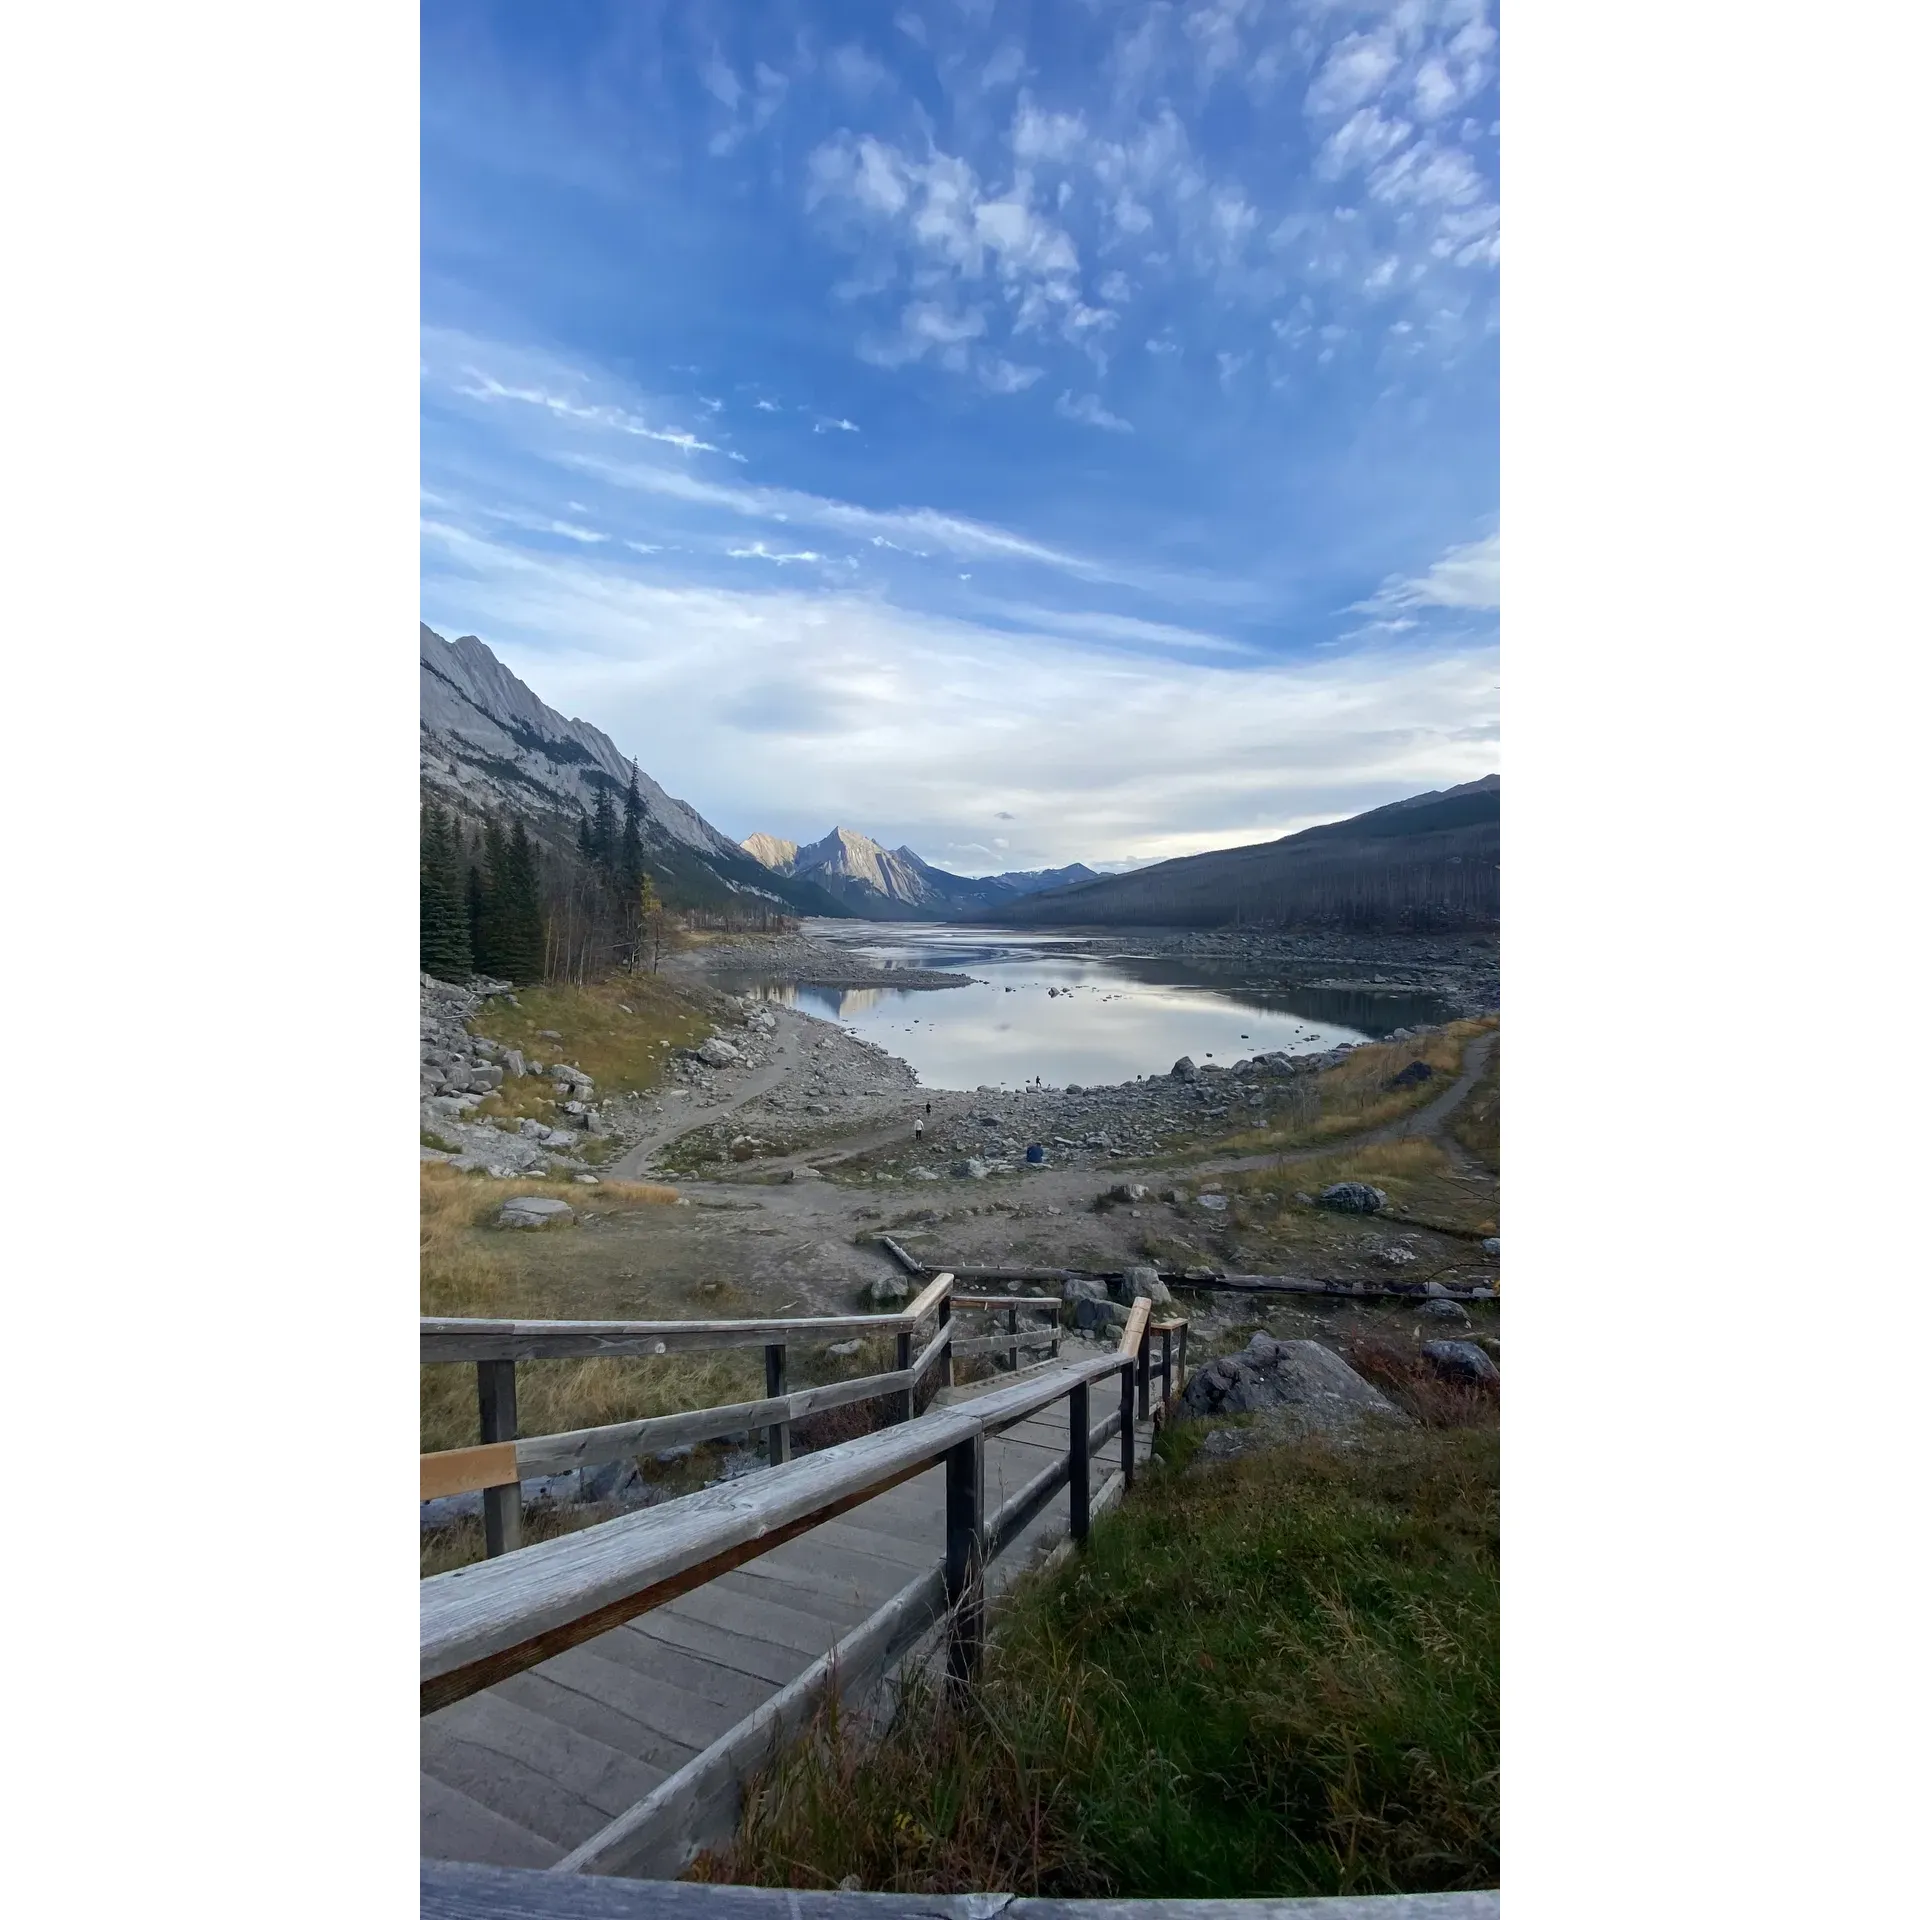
[421,0,1499,874]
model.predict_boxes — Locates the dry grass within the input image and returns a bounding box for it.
[1448,1035,1499,1171]
[466,977,712,1125]
[1344,1335,1500,1429]
[418,1165,752,1454]
[1198,1017,1498,1160]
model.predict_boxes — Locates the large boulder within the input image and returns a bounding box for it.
[1422,1339,1500,1385]
[1318,1182,1388,1214]
[1418,1297,1470,1324]
[1179,1336,1409,1445]
[498,1195,574,1229]
[1390,1060,1435,1087]
[1122,1266,1172,1305]
[1171,1056,1199,1081]
[697,1037,742,1069]
[954,1158,990,1180]
[864,1272,912,1307]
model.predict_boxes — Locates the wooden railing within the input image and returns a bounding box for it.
[422,1296,1185,1878]
[421,1275,958,1556]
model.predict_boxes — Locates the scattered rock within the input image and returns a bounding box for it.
[503,1049,526,1077]
[1418,1297,1470,1323]
[784,1167,825,1183]
[1318,1182,1388,1214]
[1369,1244,1418,1267]
[826,1340,863,1358]
[573,1173,600,1185]
[1171,1055,1199,1080]
[1390,1060,1435,1086]
[864,1273,912,1307]
[954,1158,990,1179]
[1122,1265,1173,1305]
[1198,1193,1229,1213]
[1422,1339,1500,1385]
[498,1196,574,1229]
[1108,1181,1149,1203]
[1482,1237,1500,1257]
[697,1037,742,1068]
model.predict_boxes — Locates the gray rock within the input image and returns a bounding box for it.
[1122,1266,1173,1305]
[864,1272,912,1306]
[784,1167,826,1183]
[1179,1337,1408,1439]
[572,1173,600,1185]
[1069,1295,1125,1332]
[1172,1055,1199,1080]
[1418,1297,1470,1323]
[1390,1060,1434,1086]
[468,1064,504,1090]
[697,1037,742,1068]
[1108,1181,1149,1203]
[954,1158,990,1179]
[1198,1193,1229,1213]
[826,1340,863,1358]
[498,1195,574,1229]
[503,1049,526,1077]
[1482,1237,1500,1257]
[1423,1339,1500,1385]
[419,1145,453,1163]
[1318,1182,1389,1214]
[543,1128,578,1148]
[1061,1276,1111,1305]
[516,1119,551,1140]
[1370,1244,1418,1267]
[907,1167,940,1181]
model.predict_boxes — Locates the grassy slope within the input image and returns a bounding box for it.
[1448,1035,1499,1171]
[702,1422,1498,1899]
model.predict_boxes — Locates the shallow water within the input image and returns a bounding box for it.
[720,923,1452,1092]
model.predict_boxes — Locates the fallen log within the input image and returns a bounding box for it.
[873,1240,1495,1304]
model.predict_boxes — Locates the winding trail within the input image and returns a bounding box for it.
[602,1028,1499,1251]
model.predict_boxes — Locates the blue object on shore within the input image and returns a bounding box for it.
[1026,1143,1046,1164]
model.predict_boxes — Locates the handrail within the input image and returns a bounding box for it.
[423,1277,952,1364]
[421,1347,1134,1713]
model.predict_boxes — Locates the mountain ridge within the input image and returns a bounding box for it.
[978,778,1499,930]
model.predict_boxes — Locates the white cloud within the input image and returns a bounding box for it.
[1358,532,1500,614]
[977,357,1043,394]
[420,525,1500,868]
[1011,95,1086,164]
[813,416,861,433]
[1055,391,1133,432]
[727,541,823,565]
[1307,30,1400,118]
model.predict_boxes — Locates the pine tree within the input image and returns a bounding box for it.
[618,768,647,904]
[493,818,545,984]
[419,801,473,980]
[590,782,618,881]
[471,817,510,975]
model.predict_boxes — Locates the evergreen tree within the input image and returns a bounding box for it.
[419,801,473,980]
[590,782,619,881]
[492,818,545,983]
[471,816,510,975]
[618,768,647,905]
[576,806,594,869]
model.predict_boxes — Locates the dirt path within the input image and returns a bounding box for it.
[650,1030,1501,1246]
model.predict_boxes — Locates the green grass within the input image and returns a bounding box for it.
[699,1422,1499,1898]
[1448,1036,1499,1171]
[466,976,713,1125]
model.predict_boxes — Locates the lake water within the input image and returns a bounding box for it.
[722,922,1453,1092]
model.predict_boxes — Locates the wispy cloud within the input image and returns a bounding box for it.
[1357,533,1500,615]
[1056,390,1132,432]
[727,540,824,565]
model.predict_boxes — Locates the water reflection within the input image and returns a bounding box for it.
[720,923,1453,1091]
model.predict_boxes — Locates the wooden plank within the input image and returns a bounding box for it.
[1119,1297,1152,1358]
[952,1294,1063,1312]
[874,1234,926,1276]
[505,1645,731,1762]
[763,1344,786,1468]
[984,1451,1071,1562]
[510,1369,916,1480]
[493,1671,701,1779]
[421,1774,562,1871]
[718,1554,908,1626]
[901,1271,954,1324]
[667,1581,847,1660]
[910,1316,952,1386]
[423,1311,919,1365]
[550,1567,948,1879]
[567,1633,766,1733]
[624,1609,811,1691]
[945,1432,985,1689]
[423,1353,1126,1711]
[425,1441,520,1501]
[427,1691,667,1822]
[425,1860,1502,1916]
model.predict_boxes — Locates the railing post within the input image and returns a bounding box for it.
[764,1342,788,1466]
[1004,1305,1018,1372]
[476,1359,522,1558]
[1177,1322,1188,1394]
[1159,1327,1173,1415]
[896,1324,914,1421]
[945,1431,985,1692]
[937,1293,953,1390]
[1069,1381,1091,1542]
[1119,1360,1136,1487]
[1135,1334,1151,1424]
[1049,1304,1060,1360]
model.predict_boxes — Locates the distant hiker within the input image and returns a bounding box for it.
[924,1099,932,1116]
[914,1119,924,1141]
